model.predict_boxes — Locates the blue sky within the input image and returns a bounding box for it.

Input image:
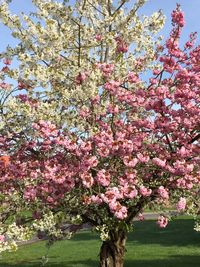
[0,0,199,52]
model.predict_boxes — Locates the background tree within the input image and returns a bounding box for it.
[0,1,199,267]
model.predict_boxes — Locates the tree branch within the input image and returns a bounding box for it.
[190,133,200,144]
[112,0,126,17]
[78,19,81,67]
[87,1,106,16]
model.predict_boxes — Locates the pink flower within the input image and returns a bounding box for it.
[157,186,169,200]
[104,80,120,94]
[87,156,98,168]
[91,195,103,204]
[97,146,110,157]
[121,140,134,153]
[149,78,158,85]
[137,153,150,163]
[109,201,128,220]
[80,173,94,188]
[123,156,138,167]
[176,197,186,212]
[47,196,54,203]
[24,187,37,201]
[153,69,160,75]
[122,185,138,199]
[18,81,26,89]
[75,72,88,85]
[3,58,11,65]
[127,72,139,83]
[114,205,127,220]
[1,66,9,72]
[137,213,145,221]
[0,82,10,90]
[159,56,177,73]
[171,6,185,27]
[96,63,114,78]
[173,160,192,175]
[82,195,92,205]
[95,34,102,41]
[0,235,5,243]
[115,36,128,53]
[101,187,122,203]
[125,169,137,181]
[152,158,166,168]
[107,104,119,114]
[139,186,152,197]
[79,108,90,118]
[177,146,188,157]
[80,141,92,152]
[32,120,58,138]
[157,215,168,228]
[96,169,111,187]
[185,164,194,173]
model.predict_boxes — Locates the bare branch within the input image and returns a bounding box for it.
[112,0,126,17]
[87,1,106,16]
[190,133,200,144]
[78,19,82,67]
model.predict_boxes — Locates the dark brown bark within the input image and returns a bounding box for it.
[99,230,127,267]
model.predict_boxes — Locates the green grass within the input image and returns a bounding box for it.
[1,217,200,267]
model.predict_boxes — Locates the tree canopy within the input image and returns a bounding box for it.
[0,1,199,266]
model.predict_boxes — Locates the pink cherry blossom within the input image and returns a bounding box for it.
[0,235,5,243]
[157,186,169,200]
[109,201,128,220]
[3,58,11,65]
[137,153,150,163]
[137,213,145,221]
[95,34,102,41]
[0,82,10,90]
[80,173,94,188]
[176,197,186,212]
[91,195,103,205]
[101,187,123,204]
[152,158,166,168]
[127,72,139,83]
[157,216,168,228]
[171,5,185,27]
[123,156,138,167]
[75,72,88,85]
[139,186,152,197]
[122,185,138,199]
[96,169,111,187]
[115,36,128,53]
[96,63,114,78]
[24,187,37,201]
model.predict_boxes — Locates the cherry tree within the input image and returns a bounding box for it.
[0,1,199,266]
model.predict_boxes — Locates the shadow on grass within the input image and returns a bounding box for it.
[71,231,98,242]
[68,219,200,247]
[1,255,200,267]
[129,219,200,247]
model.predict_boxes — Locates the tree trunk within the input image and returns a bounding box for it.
[99,230,127,267]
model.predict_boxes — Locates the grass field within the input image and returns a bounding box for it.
[1,217,200,267]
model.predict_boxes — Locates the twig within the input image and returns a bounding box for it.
[190,133,200,144]
[78,19,81,67]
[112,0,126,17]
[87,0,106,16]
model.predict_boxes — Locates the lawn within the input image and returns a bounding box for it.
[1,217,200,267]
